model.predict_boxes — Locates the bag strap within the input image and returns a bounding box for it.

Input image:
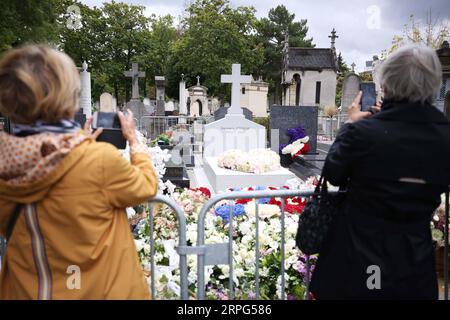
[5,204,23,242]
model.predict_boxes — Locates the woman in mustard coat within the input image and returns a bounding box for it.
[0,45,158,299]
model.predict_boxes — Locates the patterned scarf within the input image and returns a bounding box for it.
[12,120,81,137]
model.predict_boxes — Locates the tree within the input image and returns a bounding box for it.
[58,1,152,104]
[387,10,449,55]
[255,5,314,104]
[335,52,349,107]
[140,15,178,99]
[165,0,264,101]
[0,0,59,53]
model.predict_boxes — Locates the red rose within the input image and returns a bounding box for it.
[196,187,211,198]
[236,198,252,204]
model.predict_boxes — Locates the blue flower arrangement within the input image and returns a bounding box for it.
[215,204,246,222]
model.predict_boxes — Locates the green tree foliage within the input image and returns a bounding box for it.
[165,0,264,100]
[0,0,58,52]
[57,1,166,104]
[255,5,314,104]
[0,0,330,109]
[335,52,349,107]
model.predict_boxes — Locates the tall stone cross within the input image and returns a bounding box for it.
[220,64,252,115]
[351,62,356,72]
[124,63,145,100]
[196,75,201,86]
[329,28,338,50]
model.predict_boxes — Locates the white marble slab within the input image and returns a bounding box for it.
[204,157,296,193]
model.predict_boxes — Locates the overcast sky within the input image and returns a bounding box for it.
[80,0,449,72]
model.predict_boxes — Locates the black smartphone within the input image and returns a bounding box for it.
[359,82,377,113]
[92,112,127,149]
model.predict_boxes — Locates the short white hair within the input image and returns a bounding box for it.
[380,44,442,104]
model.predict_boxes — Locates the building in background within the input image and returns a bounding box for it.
[281,29,339,108]
[240,76,269,117]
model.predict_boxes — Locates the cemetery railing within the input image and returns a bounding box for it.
[147,194,190,300]
[195,189,330,300]
[139,115,208,140]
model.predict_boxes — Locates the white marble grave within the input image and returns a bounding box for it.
[203,64,265,157]
[201,64,294,193]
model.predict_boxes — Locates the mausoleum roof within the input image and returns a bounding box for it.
[287,48,338,71]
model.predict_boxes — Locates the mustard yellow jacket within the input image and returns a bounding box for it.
[0,138,158,299]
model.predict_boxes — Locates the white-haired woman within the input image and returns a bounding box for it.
[310,45,450,300]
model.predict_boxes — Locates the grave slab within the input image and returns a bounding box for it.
[204,157,295,193]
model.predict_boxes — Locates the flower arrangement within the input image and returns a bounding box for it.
[217,149,281,174]
[151,133,173,147]
[281,125,310,159]
[432,193,450,248]
[132,178,320,300]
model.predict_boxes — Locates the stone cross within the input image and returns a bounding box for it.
[124,63,145,100]
[220,64,252,115]
[351,62,356,72]
[196,75,201,86]
[329,28,339,50]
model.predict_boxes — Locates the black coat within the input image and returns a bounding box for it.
[310,100,450,300]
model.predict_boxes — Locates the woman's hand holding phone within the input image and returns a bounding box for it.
[118,110,138,147]
[347,91,381,123]
[83,117,103,140]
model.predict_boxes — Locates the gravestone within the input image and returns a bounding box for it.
[162,159,190,189]
[214,106,253,121]
[100,93,115,112]
[124,63,146,120]
[155,76,166,116]
[341,73,361,116]
[270,106,318,154]
[79,61,92,117]
[203,64,265,157]
[172,131,195,167]
[202,63,295,192]
[143,98,156,115]
[179,75,188,115]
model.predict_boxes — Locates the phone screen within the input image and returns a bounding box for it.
[360,82,377,112]
[95,112,121,129]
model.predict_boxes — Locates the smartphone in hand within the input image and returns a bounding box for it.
[359,82,377,113]
[92,112,127,149]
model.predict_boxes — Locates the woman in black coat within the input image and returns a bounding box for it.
[310,45,450,300]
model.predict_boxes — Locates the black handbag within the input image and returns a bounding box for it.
[296,176,344,255]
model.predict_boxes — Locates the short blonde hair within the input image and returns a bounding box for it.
[380,44,442,104]
[0,45,80,124]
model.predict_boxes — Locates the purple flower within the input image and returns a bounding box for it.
[248,292,256,300]
[280,125,308,151]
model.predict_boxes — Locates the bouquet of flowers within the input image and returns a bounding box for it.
[431,193,450,248]
[133,178,320,300]
[217,149,281,174]
[281,125,310,159]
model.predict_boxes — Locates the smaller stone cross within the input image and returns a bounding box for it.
[124,63,145,100]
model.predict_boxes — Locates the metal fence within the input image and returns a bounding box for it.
[138,115,213,140]
[195,189,320,300]
[318,114,348,140]
[146,188,449,300]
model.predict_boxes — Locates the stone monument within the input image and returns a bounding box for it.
[79,61,92,117]
[202,63,295,192]
[155,76,166,116]
[124,63,146,120]
[99,92,115,112]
